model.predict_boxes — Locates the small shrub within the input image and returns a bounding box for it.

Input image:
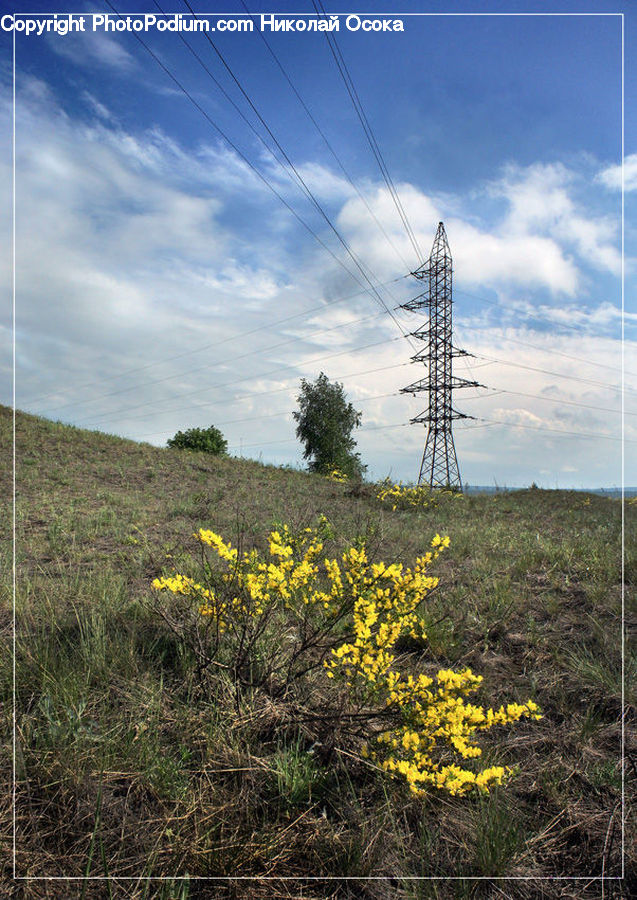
[151,520,540,797]
[167,425,227,455]
[376,479,437,510]
[376,480,465,511]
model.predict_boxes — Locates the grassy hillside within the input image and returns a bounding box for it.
[1,405,634,898]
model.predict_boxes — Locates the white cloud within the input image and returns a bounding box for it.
[503,298,633,332]
[81,91,115,123]
[450,222,579,294]
[278,161,356,204]
[338,183,580,295]
[496,162,573,230]
[48,30,136,73]
[491,163,621,277]
[597,153,637,192]
[492,407,546,428]
[337,183,438,275]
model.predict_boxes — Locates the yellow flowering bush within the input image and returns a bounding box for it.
[152,516,347,687]
[151,519,540,796]
[376,479,457,510]
[327,468,348,483]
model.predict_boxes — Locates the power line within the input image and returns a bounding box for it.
[397,292,634,381]
[156,0,407,306]
[133,389,400,438]
[53,327,633,435]
[227,415,634,454]
[102,0,410,351]
[64,364,484,434]
[471,352,636,395]
[468,416,629,443]
[67,3,632,466]
[75,360,414,429]
[455,287,631,339]
[127,384,506,437]
[453,322,637,380]
[238,0,412,271]
[461,386,634,417]
[226,419,412,452]
[25,275,408,407]
[313,0,423,264]
[77,334,406,427]
[132,385,495,440]
[37,303,396,415]
[178,0,413,344]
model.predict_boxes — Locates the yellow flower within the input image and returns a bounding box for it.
[196,529,238,562]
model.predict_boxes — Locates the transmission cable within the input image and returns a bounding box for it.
[467,416,629,443]
[396,295,634,380]
[238,0,412,271]
[39,294,415,417]
[228,417,634,453]
[470,352,636,396]
[110,380,495,436]
[70,341,630,433]
[455,287,632,346]
[312,0,423,264]
[83,364,418,430]
[82,363,484,432]
[178,0,413,344]
[76,360,414,430]
[460,323,635,379]
[453,322,636,380]
[134,389,400,439]
[226,419,411,452]
[460,386,633,417]
[26,274,410,409]
[78,333,406,427]
[102,0,410,349]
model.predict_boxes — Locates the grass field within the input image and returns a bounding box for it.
[1,404,635,898]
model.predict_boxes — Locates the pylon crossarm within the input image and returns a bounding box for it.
[451,377,481,389]
[400,293,430,312]
[410,327,432,343]
[410,265,432,280]
[400,379,430,394]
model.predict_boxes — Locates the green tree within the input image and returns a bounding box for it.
[167,425,227,455]
[293,372,365,478]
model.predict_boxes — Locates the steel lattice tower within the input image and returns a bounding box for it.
[400,222,479,489]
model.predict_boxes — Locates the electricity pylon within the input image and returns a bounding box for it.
[400,222,479,489]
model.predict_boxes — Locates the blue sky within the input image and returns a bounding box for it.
[2,1,634,487]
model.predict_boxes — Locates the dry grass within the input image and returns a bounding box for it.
[0,404,635,898]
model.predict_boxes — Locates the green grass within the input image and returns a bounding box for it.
[1,404,635,899]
